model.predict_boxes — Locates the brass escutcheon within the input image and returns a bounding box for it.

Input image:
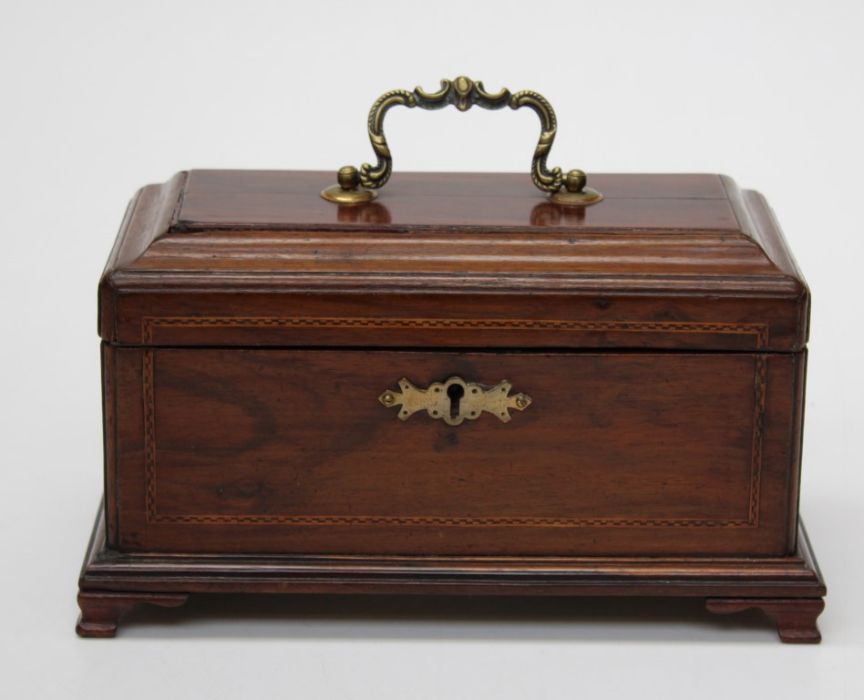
[378,376,532,426]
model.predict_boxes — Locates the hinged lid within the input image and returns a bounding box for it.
[99,170,808,351]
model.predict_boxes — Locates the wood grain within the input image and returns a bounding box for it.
[174,171,736,230]
[103,347,802,557]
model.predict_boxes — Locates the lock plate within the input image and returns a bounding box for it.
[378,376,532,426]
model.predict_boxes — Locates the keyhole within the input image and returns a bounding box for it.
[447,383,465,419]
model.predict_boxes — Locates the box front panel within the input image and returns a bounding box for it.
[110,348,799,555]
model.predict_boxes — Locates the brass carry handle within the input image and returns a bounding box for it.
[379,376,532,427]
[321,76,602,207]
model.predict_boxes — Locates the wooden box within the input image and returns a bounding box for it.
[77,81,825,640]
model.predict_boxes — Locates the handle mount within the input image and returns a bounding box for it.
[322,76,602,207]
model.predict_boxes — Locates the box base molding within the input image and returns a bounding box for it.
[77,504,826,641]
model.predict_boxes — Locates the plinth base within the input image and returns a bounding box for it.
[77,503,826,641]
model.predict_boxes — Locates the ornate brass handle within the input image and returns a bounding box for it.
[322,76,602,207]
[379,376,532,426]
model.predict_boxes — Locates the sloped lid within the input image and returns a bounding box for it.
[99,171,808,351]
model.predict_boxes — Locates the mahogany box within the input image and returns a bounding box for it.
[77,78,825,641]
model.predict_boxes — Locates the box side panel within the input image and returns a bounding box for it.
[785,349,807,550]
[101,342,118,547]
[111,347,148,550]
[111,348,800,556]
